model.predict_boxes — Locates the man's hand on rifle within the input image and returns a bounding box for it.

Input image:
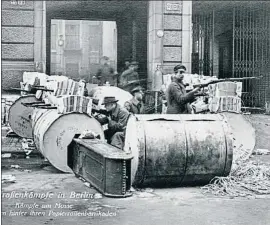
[191,86,201,94]
[107,115,112,123]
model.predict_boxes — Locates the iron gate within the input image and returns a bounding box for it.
[192,2,270,107]
[233,4,270,107]
[192,12,214,77]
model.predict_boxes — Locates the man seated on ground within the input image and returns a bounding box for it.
[166,64,201,114]
[124,86,145,114]
[102,96,130,149]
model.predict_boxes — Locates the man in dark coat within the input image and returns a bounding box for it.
[102,96,130,149]
[124,86,145,114]
[166,65,200,114]
[118,61,140,92]
[96,56,116,86]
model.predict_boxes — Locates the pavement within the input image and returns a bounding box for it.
[1,114,270,225]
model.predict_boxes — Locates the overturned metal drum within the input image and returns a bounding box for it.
[8,95,38,138]
[32,109,105,172]
[124,114,233,187]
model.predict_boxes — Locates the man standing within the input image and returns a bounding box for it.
[166,65,200,114]
[118,61,140,92]
[124,86,145,114]
[102,96,130,149]
[120,59,131,73]
[96,56,116,86]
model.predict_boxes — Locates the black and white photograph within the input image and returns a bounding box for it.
[1,0,270,224]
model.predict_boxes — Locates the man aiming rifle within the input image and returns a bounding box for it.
[166,65,201,114]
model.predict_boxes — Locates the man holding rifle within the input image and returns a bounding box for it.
[102,96,130,149]
[166,65,201,114]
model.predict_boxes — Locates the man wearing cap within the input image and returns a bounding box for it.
[166,64,200,114]
[102,96,130,149]
[124,86,145,114]
[118,61,140,92]
[171,64,186,82]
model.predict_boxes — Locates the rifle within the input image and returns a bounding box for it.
[92,108,109,125]
[193,76,263,88]
[8,86,54,93]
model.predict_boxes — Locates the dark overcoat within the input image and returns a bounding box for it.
[166,81,194,114]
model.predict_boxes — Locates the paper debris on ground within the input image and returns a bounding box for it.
[94,193,103,199]
[253,149,270,155]
[10,165,20,169]
[84,182,91,188]
[201,160,270,197]
[144,188,154,193]
[2,175,16,183]
[135,192,155,198]
[79,130,100,139]
[201,114,269,198]
[79,177,86,182]
[2,153,11,158]
[130,187,136,192]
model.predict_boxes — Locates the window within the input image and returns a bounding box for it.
[51,24,57,50]
[65,24,80,49]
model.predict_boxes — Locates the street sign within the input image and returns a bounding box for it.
[166,3,181,11]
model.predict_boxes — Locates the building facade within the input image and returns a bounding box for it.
[2,0,270,107]
[50,20,117,81]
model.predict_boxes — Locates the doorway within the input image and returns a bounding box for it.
[218,31,233,79]
[50,19,117,82]
[46,1,148,86]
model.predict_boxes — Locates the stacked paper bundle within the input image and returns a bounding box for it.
[209,96,241,113]
[53,79,85,96]
[208,81,242,113]
[42,78,87,112]
[57,95,92,115]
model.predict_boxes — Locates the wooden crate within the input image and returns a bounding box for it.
[68,139,133,197]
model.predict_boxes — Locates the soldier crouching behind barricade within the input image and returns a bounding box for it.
[166,65,201,114]
[102,96,130,149]
[124,86,145,114]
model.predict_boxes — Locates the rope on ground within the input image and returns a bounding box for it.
[201,145,270,197]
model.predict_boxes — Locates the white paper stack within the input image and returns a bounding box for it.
[208,81,242,113]
[57,95,92,115]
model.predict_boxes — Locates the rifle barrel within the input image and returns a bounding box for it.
[9,88,31,92]
[193,76,263,88]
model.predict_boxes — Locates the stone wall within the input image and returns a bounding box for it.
[2,1,35,89]
[147,1,192,89]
